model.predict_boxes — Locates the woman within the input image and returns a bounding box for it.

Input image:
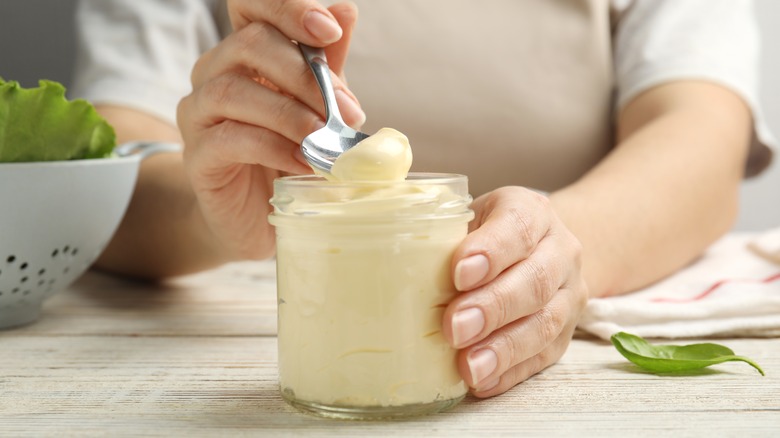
[72,0,773,397]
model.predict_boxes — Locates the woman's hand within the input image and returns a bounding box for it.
[176,0,364,260]
[443,186,589,397]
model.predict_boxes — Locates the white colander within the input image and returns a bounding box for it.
[0,142,180,329]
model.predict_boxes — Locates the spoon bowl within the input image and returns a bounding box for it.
[299,44,369,173]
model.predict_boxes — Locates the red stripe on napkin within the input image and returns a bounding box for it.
[652,272,780,303]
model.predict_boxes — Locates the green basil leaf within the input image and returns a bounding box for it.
[610,332,765,376]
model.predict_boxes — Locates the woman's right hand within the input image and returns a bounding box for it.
[177,0,364,260]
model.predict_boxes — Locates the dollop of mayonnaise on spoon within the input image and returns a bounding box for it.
[329,127,413,182]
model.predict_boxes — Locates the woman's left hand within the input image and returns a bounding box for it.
[443,186,589,397]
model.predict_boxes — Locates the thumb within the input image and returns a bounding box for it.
[324,2,358,79]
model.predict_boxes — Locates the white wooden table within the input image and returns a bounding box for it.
[1,261,778,436]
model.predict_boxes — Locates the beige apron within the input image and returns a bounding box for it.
[333,0,615,196]
[217,1,769,196]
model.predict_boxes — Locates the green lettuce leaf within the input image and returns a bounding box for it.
[0,78,116,162]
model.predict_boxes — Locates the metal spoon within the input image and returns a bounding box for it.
[298,43,369,174]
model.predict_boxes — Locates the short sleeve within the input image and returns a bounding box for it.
[71,0,223,126]
[613,0,774,176]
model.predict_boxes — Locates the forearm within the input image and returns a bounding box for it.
[550,81,752,297]
[95,153,234,278]
[93,106,232,278]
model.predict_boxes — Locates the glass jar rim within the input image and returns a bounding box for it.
[275,172,467,188]
[270,172,472,223]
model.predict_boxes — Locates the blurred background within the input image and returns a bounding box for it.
[1,0,778,231]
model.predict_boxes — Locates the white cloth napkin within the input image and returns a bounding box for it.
[578,228,780,340]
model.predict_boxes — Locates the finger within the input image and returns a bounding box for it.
[469,327,573,398]
[444,231,580,348]
[184,119,311,185]
[227,0,343,45]
[191,22,296,87]
[190,24,365,127]
[458,287,584,390]
[324,2,359,78]
[452,187,552,292]
[189,73,326,148]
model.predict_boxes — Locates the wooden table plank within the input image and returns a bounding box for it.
[1,262,779,436]
[12,262,279,337]
[2,336,778,436]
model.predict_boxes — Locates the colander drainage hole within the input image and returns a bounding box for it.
[6,255,16,263]
[52,246,80,258]
[20,262,28,270]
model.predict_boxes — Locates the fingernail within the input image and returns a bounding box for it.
[451,307,485,347]
[454,254,489,291]
[303,11,342,44]
[336,89,366,127]
[468,348,498,387]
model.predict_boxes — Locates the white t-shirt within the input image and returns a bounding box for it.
[72,0,774,195]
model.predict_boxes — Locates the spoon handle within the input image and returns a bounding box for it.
[299,43,344,125]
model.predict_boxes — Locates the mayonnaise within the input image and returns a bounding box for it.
[330,127,413,182]
[270,128,472,419]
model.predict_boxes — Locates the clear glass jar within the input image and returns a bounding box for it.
[268,173,474,420]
